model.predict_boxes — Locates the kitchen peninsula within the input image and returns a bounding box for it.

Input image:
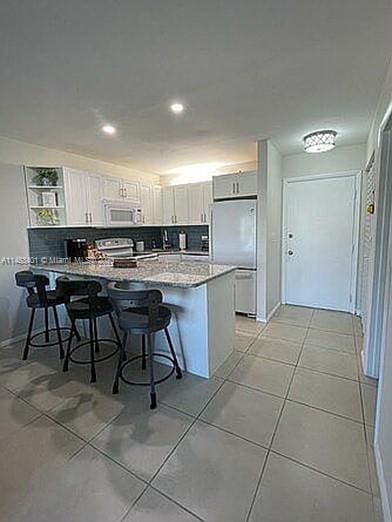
[35,258,236,378]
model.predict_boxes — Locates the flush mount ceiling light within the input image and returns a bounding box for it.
[303,130,337,153]
[170,102,184,114]
[102,124,116,135]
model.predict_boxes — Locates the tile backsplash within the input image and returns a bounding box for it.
[28,225,209,260]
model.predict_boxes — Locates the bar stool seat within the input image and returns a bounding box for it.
[26,290,64,308]
[68,296,114,319]
[118,306,171,333]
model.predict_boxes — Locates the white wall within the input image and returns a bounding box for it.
[0,136,160,184]
[256,139,282,322]
[282,144,366,178]
[0,162,31,345]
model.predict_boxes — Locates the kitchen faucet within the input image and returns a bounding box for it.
[162,229,170,250]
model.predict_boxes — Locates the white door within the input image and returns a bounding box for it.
[140,183,153,224]
[162,187,175,224]
[284,175,357,311]
[87,173,103,226]
[174,185,189,224]
[238,171,257,197]
[188,183,204,224]
[202,182,213,223]
[153,185,162,224]
[213,174,237,199]
[65,169,88,226]
[102,177,122,200]
[122,180,139,202]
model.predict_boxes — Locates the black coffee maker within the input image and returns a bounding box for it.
[64,239,88,262]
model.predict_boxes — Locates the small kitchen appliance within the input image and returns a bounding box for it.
[65,238,88,262]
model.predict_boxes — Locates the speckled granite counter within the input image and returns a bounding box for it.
[35,258,235,289]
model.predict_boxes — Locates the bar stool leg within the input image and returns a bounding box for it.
[112,332,127,394]
[141,335,147,370]
[44,305,50,343]
[93,318,100,354]
[63,319,75,372]
[89,317,97,383]
[23,308,36,360]
[164,328,183,379]
[52,306,64,359]
[147,333,157,409]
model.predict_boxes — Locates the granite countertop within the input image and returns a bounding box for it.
[35,258,234,288]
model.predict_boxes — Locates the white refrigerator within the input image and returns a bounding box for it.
[211,199,257,315]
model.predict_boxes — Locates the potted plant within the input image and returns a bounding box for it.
[32,168,59,186]
[38,208,59,226]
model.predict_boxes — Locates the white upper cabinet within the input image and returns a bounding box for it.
[65,169,104,226]
[122,180,139,202]
[139,183,153,224]
[162,187,176,224]
[86,173,103,226]
[188,182,212,224]
[153,185,163,225]
[102,176,123,200]
[64,168,89,226]
[213,171,257,200]
[173,185,189,224]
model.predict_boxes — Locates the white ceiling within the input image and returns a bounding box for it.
[0,0,390,175]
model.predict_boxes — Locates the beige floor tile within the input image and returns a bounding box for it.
[0,415,84,518]
[47,384,126,441]
[366,434,381,498]
[271,305,314,327]
[152,421,267,522]
[353,316,363,336]
[361,384,377,426]
[235,315,264,335]
[201,381,283,447]
[249,452,374,522]
[214,351,243,379]
[299,343,358,380]
[356,353,379,387]
[306,329,355,353]
[123,487,201,521]
[289,367,362,422]
[91,397,193,481]
[235,331,256,352]
[273,401,370,491]
[250,336,302,365]
[157,373,223,417]
[2,445,145,522]
[311,309,354,335]
[229,355,295,398]
[261,322,307,344]
[0,386,41,441]
[373,497,383,522]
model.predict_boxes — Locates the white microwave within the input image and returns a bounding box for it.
[103,199,143,227]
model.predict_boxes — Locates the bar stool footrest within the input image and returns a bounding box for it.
[69,338,119,365]
[29,327,73,348]
[119,352,176,386]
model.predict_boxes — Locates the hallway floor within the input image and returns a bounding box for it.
[0,306,381,521]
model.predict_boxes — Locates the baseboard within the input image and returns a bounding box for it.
[266,301,281,323]
[374,441,392,522]
[0,329,40,349]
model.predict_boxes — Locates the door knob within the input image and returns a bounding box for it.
[288,233,293,239]
[288,250,294,256]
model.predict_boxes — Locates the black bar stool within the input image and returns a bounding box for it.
[107,282,182,409]
[57,278,122,383]
[15,270,74,360]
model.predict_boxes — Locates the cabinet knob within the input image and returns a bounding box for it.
[288,250,294,256]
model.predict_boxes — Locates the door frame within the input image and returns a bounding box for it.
[281,170,361,312]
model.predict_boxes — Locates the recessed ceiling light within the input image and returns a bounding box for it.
[303,130,337,153]
[170,102,184,114]
[102,124,116,135]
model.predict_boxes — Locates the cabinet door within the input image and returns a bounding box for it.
[202,181,213,223]
[188,183,204,224]
[87,173,103,226]
[174,185,189,224]
[162,187,175,224]
[140,183,153,224]
[102,177,122,200]
[213,174,237,199]
[153,185,163,224]
[238,171,257,197]
[65,169,89,226]
[122,180,139,202]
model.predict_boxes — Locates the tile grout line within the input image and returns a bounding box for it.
[245,308,315,521]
